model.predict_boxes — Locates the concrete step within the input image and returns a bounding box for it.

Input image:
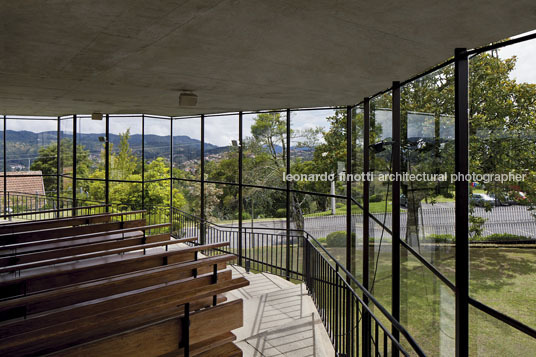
[226,265,335,357]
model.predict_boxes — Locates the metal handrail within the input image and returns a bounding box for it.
[171,206,426,356]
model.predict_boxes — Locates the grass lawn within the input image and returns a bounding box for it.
[323,245,536,356]
[305,201,398,217]
[234,242,535,355]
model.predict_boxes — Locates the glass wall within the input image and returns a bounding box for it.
[60,116,74,201]
[367,93,393,314]
[0,116,4,215]
[468,41,536,354]
[76,115,106,207]
[172,116,201,180]
[243,111,287,190]
[109,115,142,181]
[352,106,365,281]
[204,114,238,184]
[4,116,58,213]
[0,32,535,356]
[398,64,457,355]
[172,116,201,216]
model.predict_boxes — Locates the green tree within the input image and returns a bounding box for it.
[86,131,186,212]
[30,139,92,193]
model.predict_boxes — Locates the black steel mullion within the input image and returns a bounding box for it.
[346,105,352,272]
[454,47,469,357]
[345,105,353,355]
[72,115,77,216]
[363,97,371,356]
[56,116,60,216]
[142,114,145,210]
[3,116,6,219]
[170,117,173,230]
[105,114,110,211]
[392,81,401,354]
[200,115,205,244]
[238,112,243,266]
[286,108,291,280]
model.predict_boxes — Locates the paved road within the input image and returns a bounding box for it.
[220,203,536,241]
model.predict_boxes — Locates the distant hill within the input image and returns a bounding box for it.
[4,130,315,171]
[3,130,220,170]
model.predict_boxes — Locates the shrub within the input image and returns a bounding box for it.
[274,208,286,218]
[316,237,327,244]
[370,194,383,203]
[426,234,455,243]
[233,212,251,220]
[473,233,531,242]
[326,230,355,247]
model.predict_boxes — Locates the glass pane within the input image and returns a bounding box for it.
[468,43,536,327]
[401,64,456,283]
[469,305,536,356]
[242,186,286,228]
[76,115,105,179]
[6,117,57,175]
[144,116,170,178]
[60,116,74,178]
[109,181,142,211]
[205,182,239,224]
[60,176,73,208]
[400,246,455,355]
[109,115,142,181]
[242,187,290,276]
[289,109,337,195]
[204,114,238,184]
[4,117,57,214]
[243,111,287,189]
[172,117,201,180]
[145,177,175,209]
[172,179,200,216]
[352,106,365,281]
[368,93,393,314]
[0,116,3,217]
[77,179,104,207]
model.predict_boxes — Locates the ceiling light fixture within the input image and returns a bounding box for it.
[179,92,198,107]
[92,112,103,120]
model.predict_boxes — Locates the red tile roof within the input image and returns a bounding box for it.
[0,171,46,196]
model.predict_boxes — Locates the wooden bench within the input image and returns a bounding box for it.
[0,210,144,235]
[0,204,110,223]
[0,211,246,356]
[0,218,148,245]
[0,224,173,267]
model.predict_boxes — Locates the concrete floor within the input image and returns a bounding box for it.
[226,265,335,357]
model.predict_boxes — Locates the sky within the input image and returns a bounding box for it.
[498,29,536,83]
[2,30,536,145]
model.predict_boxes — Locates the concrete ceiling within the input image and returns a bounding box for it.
[1,0,536,116]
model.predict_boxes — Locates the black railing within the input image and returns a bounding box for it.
[0,194,426,356]
[0,191,110,220]
[171,207,425,356]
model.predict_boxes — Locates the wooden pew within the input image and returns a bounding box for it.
[0,218,148,245]
[0,241,229,298]
[0,205,109,224]
[0,265,247,356]
[0,211,246,356]
[54,300,245,357]
[0,210,144,235]
[0,254,236,319]
[0,269,239,339]
[0,222,170,254]
[0,231,199,274]
[1,297,245,357]
[0,226,173,267]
